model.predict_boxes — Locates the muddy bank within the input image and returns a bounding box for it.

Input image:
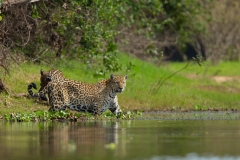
[139,111,240,120]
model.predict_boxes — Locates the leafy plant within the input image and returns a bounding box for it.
[194,105,208,111]
[3,110,143,122]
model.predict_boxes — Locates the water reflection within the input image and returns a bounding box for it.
[39,121,119,157]
[0,120,240,160]
[145,153,240,160]
[0,121,120,160]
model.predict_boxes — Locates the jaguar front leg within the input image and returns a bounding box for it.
[108,97,122,118]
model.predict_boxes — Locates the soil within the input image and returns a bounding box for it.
[212,76,240,83]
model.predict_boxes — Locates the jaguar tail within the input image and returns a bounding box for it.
[28,82,37,97]
[28,82,48,101]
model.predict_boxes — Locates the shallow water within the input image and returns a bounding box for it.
[1,117,240,160]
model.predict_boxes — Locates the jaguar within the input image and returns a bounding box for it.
[28,74,127,117]
[28,69,65,101]
[39,69,65,91]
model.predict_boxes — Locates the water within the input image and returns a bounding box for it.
[0,119,240,160]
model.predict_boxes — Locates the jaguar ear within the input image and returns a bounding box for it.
[110,74,114,80]
[125,75,128,79]
[40,69,44,75]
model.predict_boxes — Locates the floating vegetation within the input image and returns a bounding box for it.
[3,110,143,122]
[4,110,240,122]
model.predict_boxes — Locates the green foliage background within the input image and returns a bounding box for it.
[0,0,208,75]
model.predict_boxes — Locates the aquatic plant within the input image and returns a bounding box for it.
[3,110,142,122]
[194,105,207,111]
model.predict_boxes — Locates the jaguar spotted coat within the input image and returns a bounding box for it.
[28,74,127,116]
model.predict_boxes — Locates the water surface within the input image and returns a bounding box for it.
[0,118,240,160]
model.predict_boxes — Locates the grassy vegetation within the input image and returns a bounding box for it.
[1,53,240,120]
[120,55,240,111]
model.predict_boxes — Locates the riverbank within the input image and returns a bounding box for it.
[0,53,240,116]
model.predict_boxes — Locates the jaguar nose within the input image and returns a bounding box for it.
[118,87,123,92]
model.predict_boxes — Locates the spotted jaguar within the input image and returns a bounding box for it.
[28,69,65,101]
[39,69,65,91]
[28,74,127,116]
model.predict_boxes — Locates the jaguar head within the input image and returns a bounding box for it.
[39,69,64,91]
[39,69,51,91]
[110,74,128,93]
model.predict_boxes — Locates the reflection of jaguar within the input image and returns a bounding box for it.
[28,74,127,116]
[39,121,120,155]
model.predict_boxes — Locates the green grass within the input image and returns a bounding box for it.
[0,53,240,118]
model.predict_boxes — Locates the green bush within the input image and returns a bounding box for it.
[0,0,208,74]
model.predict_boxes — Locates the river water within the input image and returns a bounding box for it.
[0,115,240,160]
